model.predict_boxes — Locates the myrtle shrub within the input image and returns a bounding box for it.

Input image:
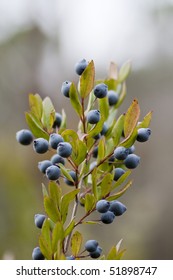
[16,59,152,260]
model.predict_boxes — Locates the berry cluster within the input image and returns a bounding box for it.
[96,199,126,224]
[16,58,152,260]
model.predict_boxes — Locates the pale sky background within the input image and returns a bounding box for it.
[0,0,173,69]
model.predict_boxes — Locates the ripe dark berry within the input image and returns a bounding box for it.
[86,110,100,124]
[53,112,62,128]
[113,168,125,181]
[75,59,88,75]
[57,142,72,158]
[108,90,119,106]
[101,122,108,135]
[90,246,102,259]
[32,247,44,260]
[114,146,129,160]
[137,128,151,142]
[16,129,33,145]
[51,154,65,165]
[46,165,61,180]
[85,240,98,252]
[101,211,115,224]
[96,200,110,213]
[64,170,77,186]
[49,133,64,149]
[92,146,98,158]
[127,145,135,154]
[124,154,140,169]
[33,138,49,154]
[38,160,52,174]
[61,81,72,98]
[34,214,46,229]
[109,200,127,216]
[94,83,108,99]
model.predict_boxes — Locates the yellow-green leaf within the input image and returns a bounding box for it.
[107,180,132,201]
[52,221,64,253]
[39,219,52,259]
[118,60,131,83]
[71,231,83,256]
[111,114,125,146]
[80,60,95,98]
[41,97,55,131]
[44,196,61,223]
[124,99,140,138]
[69,82,82,117]
[84,193,95,213]
[25,112,49,140]
[29,93,43,120]
[61,189,80,224]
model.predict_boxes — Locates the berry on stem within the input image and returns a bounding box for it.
[32,247,45,260]
[109,200,127,216]
[34,214,46,229]
[114,146,129,160]
[33,138,49,154]
[86,110,100,124]
[75,59,88,75]
[38,160,52,174]
[96,200,110,213]
[124,154,140,169]
[57,142,72,158]
[61,81,72,98]
[85,240,99,252]
[46,165,61,180]
[113,167,125,181]
[49,133,64,149]
[94,83,108,99]
[101,211,115,224]
[16,129,33,145]
[137,128,151,142]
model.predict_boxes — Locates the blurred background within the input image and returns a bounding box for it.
[0,0,173,260]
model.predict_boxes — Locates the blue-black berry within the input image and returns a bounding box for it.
[109,200,127,216]
[16,129,33,145]
[61,81,72,98]
[86,110,100,124]
[33,138,49,154]
[124,154,140,169]
[46,165,61,180]
[94,83,108,99]
[32,247,44,260]
[75,59,88,75]
[57,142,72,158]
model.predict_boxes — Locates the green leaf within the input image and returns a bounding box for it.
[61,189,80,224]
[111,170,131,192]
[107,180,132,201]
[48,181,62,209]
[61,129,87,166]
[39,219,52,260]
[138,111,153,128]
[97,138,105,163]
[100,173,113,198]
[75,139,87,166]
[86,116,105,139]
[52,221,64,253]
[91,167,98,198]
[118,60,131,83]
[69,82,82,117]
[80,60,95,98]
[58,109,67,133]
[98,97,109,121]
[42,183,48,197]
[29,93,43,120]
[124,99,140,138]
[25,112,49,140]
[120,127,138,148]
[44,196,61,223]
[84,193,95,213]
[111,114,125,146]
[71,231,83,256]
[115,82,126,109]
[58,163,75,182]
[64,220,75,238]
[41,97,55,131]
